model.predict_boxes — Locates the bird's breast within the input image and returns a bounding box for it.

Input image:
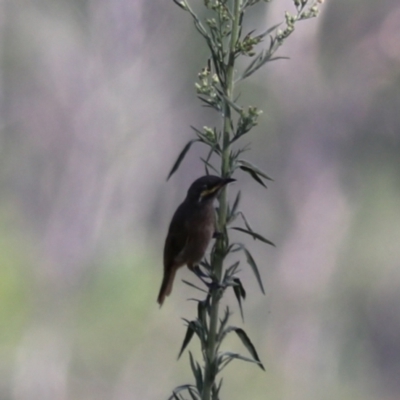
[183,205,215,265]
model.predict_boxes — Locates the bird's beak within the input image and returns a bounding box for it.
[200,178,236,198]
[222,178,236,185]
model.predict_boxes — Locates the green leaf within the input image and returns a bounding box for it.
[239,165,267,188]
[189,351,203,393]
[217,306,231,342]
[170,391,181,400]
[221,92,243,114]
[226,242,243,253]
[228,191,241,223]
[214,378,223,399]
[235,328,265,371]
[188,387,199,400]
[239,39,289,81]
[257,22,282,40]
[268,56,290,62]
[224,261,240,278]
[233,278,245,321]
[205,143,216,163]
[173,384,196,393]
[239,51,264,81]
[172,0,187,10]
[200,259,212,273]
[169,385,198,400]
[167,139,199,180]
[178,321,196,359]
[235,277,246,299]
[230,130,246,144]
[237,211,253,232]
[238,159,273,181]
[219,351,263,368]
[200,157,219,174]
[204,162,209,176]
[231,227,275,247]
[198,96,222,111]
[243,247,265,294]
[182,280,208,293]
[197,300,207,329]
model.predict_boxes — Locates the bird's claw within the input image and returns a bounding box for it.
[213,231,222,239]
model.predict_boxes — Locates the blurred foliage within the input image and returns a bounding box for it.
[0,205,30,348]
[73,251,154,373]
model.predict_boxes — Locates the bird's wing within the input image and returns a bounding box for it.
[163,202,190,268]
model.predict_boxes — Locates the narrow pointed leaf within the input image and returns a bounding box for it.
[239,165,267,188]
[242,51,263,76]
[182,280,208,293]
[229,190,241,221]
[243,29,256,39]
[189,352,203,393]
[176,385,196,392]
[170,392,181,400]
[188,387,199,400]
[243,247,265,294]
[221,351,263,367]
[200,259,212,273]
[268,56,290,62]
[217,306,231,341]
[169,388,186,400]
[231,227,275,246]
[233,278,245,321]
[257,22,282,39]
[225,261,240,277]
[169,385,197,400]
[172,0,187,10]
[217,354,235,371]
[204,162,209,176]
[215,378,223,397]
[227,242,243,253]
[167,139,199,180]
[238,211,253,232]
[255,53,287,72]
[198,96,221,111]
[205,144,215,163]
[200,157,219,174]
[178,321,196,359]
[197,300,207,329]
[233,277,246,299]
[235,328,265,370]
[221,92,243,114]
[238,160,273,181]
[211,385,219,400]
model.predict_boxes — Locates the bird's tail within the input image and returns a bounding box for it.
[157,268,177,306]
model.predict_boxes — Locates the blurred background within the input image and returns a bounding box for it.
[1,0,400,399]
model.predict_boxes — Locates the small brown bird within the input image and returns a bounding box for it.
[157,175,235,306]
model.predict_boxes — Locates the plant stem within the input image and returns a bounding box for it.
[202,1,241,399]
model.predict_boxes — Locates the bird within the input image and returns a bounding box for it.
[157,175,235,306]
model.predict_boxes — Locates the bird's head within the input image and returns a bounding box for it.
[186,175,235,203]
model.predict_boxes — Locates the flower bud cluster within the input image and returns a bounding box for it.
[204,0,230,22]
[237,34,262,57]
[195,68,219,97]
[237,106,263,135]
[203,126,216,141]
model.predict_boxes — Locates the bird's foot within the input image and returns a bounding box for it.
[208,280,224,291]
[213,231,222,239]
